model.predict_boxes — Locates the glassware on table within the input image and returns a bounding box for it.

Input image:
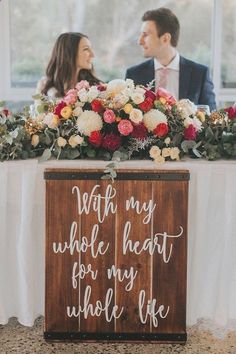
[196,105,210,115]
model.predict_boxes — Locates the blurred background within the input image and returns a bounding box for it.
[0,0,235,110]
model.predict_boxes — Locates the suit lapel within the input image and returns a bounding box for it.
[179,57,192,99]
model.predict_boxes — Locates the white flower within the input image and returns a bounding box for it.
[57,137,67,147]
[76,110,103,136]
[154,155,165,164]
[192,116,203,132]
[73,106,83,116]
[143,109,167,131]
[112,93,129,109]
[78,88,89,102]
[164,137,171,145]
[184,117,202,132]
[34,113,45,122]
[131,92,145,105]
[129,108,143,124]
[134,86,146,95]
[176,99,197,119]
[87,86,99,101]
[31,134,39,147]
[183,117,193,128]
[149,145,161,159]
[170,147,180,160]
[68,134,84,148]
[43,113,59,129]
[125,79,135,90]
[106,79,127,95]
[162,147,171,158]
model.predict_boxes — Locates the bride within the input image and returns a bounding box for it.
[36,32,101,98]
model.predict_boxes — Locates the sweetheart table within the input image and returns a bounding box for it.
[0,158,236,336]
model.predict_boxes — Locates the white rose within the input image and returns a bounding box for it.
[154,155,165,164]
[125,79,135,90]
[43,113,59,129]
[106,79,127,95]
[176,99,197,119]
[69,134,84,148]
[164,137,171,145]
[134,86,146,95]
[143,109,167,131]
[129,108,143,124]
[170,147,180,160]
[78,88,89,102]
[131,92,145,105]
[184,117,193,128]
[57,137,67,147]
[112,93,129,109]
[31,134,39,147]
[87,86,99,101]
[73,106,83,116]
[162,147,171,158]
[149,146,161,159]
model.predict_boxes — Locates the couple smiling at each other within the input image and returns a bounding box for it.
[37,7,216,111]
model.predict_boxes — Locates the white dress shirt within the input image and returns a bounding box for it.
[154,53,180,99]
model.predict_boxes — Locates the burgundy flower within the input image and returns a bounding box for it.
[96,83,107,92]
[2,109,10,117]
[184,124,197,140]
[131,123,148,140]
[54,101,67,116]
[145,89,156,101]
[91,99,103,113]
[88,130,103,147]
[138,97,154,112]
[153,123,169,138]
[102,133,121,151]
[225,106,236,119]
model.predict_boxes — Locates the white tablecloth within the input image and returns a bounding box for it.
[0,158,236,334]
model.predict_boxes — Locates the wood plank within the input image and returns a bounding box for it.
[115,180,152,333]
[152,180,188,334]
[78,180,116,332]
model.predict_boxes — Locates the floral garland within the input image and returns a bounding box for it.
[0,80,236,162]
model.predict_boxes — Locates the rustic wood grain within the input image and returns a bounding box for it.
[45,168,189,341]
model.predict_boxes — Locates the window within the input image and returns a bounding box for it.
[0,0,235,109]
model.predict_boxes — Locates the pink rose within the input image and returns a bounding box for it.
[184,124,197,140]
[103,109,116,123]
[75,80,90,91]
[156,88,176,105]
[64,89,78,105]
[118,119,133,136]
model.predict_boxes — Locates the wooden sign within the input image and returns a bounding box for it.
[44,169,189,343]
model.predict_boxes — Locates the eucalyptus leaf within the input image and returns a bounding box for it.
[192,148,202,158]
[67,148,80,160]
[38,148,51,162]
[181,140,196,153]
[101,175,111,180]
[5,135,13,145]
[86,149,96,158]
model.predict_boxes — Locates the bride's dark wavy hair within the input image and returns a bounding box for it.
[42,32,100,97]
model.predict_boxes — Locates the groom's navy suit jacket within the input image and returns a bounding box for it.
[125,56,216,111]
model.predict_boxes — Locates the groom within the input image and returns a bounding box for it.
[125,8,216,111]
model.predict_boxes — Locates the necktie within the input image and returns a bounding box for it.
[158,68,168,89]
